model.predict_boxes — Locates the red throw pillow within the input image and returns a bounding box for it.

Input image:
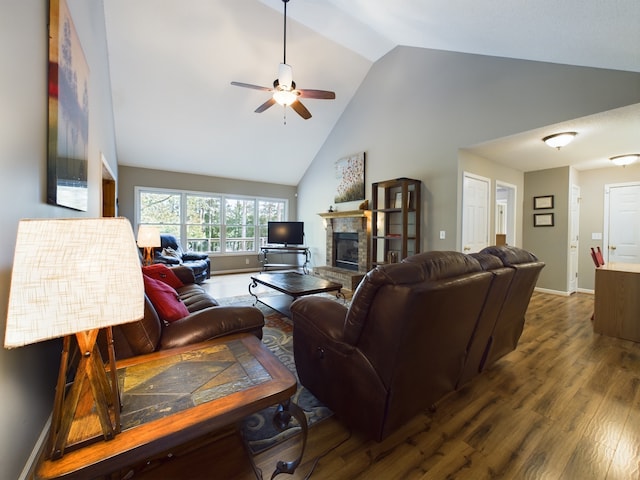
[142,264,185,289]
[143,275,189,323]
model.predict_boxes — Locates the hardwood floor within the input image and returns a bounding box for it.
[119,284,640,479]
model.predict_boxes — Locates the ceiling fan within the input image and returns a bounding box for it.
[231,0,335,120]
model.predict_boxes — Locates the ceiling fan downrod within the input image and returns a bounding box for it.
[282,0,289,65]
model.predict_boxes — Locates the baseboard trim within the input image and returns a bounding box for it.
[534,287,571,296]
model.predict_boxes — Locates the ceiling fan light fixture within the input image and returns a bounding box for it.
[610,154,639,167]
[273,88,298,106]
[542,132,577,149]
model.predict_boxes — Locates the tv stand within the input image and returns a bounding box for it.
[259,246,310,274]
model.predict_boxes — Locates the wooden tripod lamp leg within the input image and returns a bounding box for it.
[48,328,121,460]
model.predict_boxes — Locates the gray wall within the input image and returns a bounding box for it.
[523,167,571,292]
[0,1,117,478]
[297,46,640,287]
[117,165,298,272]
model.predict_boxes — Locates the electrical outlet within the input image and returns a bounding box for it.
[439,230,446,240]
[245,258,250,265]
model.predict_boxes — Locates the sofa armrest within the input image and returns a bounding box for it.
[159,305,264,350]
[182,252,209,261]
[155,255,181,265]
[171,265,196,285]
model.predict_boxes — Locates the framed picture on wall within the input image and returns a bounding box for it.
[533,195,554,210]
[47,0,90,211]
[534,213,554,227]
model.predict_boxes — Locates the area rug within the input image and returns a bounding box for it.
[217,294,334,454]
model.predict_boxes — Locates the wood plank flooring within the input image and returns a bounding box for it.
[112,290,640,479]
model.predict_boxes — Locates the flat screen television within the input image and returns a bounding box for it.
[267,221,304,246]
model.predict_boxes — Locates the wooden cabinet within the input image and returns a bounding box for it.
[594,263,640,342]
[371,178,421,266]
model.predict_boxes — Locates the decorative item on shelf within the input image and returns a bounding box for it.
[610,154,639,167]
[328,206,334,212]
[4,218,144,459]
[394,192,403,209]
[542,132,577,150]
[387,251,399,263]
[358,199,369,210]
[137,225,161,266]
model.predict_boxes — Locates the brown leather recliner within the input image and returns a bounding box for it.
[291,247,544,441]
[291,251,494,441]
[105,266,264,360]
[476,245,545,369]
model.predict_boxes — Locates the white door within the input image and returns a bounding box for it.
[462,173,490,253]
[605,183,640,263]
[568,184,580,293]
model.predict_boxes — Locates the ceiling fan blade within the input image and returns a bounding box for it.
[255,97,276,113]
[298,89,336,100]
[291,100,312,119]
[231,81,272,92]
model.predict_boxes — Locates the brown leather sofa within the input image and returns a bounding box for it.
[105,266,264,360]
[291,247,543,441]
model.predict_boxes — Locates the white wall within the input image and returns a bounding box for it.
[0,1,116,478]
[297,46,640,286]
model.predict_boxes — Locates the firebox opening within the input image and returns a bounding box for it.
[334,232,359,271]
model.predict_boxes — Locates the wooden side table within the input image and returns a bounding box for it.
[35,334,306,479]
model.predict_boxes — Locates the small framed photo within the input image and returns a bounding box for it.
[534,213,554,227]
[394,192,403,209]
[533,195,554,210]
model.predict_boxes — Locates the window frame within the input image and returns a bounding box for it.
[135,186,288,255]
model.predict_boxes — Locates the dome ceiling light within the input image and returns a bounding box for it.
[542,132,577,150]
[610,154,639,167]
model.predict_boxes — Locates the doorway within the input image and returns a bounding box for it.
[101,153,116,217]
[604,182,640,263]
[495,181,516,246]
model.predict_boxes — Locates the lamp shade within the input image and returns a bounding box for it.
[136,224,161,248]
[4,218,144,348]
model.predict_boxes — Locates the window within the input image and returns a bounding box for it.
[136,187,287,254]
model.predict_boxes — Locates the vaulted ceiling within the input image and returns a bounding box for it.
[104,0,640,186]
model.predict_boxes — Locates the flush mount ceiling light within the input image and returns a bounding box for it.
[610,154,639,167]
[542,132,577,150]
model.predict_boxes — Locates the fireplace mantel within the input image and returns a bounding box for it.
[318,210,370,219]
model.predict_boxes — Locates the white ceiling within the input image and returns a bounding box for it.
[104,0,640,185]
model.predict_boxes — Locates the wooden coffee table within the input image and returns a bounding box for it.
[249,271,343,317]
[35,334,306,479]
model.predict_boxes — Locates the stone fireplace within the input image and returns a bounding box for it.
[315,210,370,291]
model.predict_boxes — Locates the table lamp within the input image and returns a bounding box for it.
[136,225,161,266]
[4,218,144,459]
